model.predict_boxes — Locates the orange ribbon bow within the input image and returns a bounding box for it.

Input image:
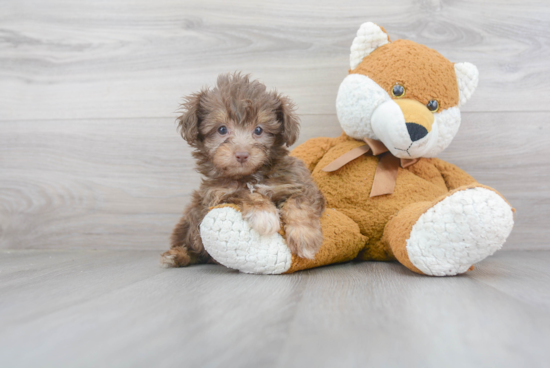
[322,138,418,197]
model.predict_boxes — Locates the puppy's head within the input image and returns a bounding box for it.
[178,73,299,178]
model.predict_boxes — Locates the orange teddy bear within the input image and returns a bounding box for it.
[199,22,515,276]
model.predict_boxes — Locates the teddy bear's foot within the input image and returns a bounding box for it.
[200,206,292,274]
[200,205,367,274]
[405,187,514,276]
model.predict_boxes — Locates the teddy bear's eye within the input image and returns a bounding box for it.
[427,100,439,112]
[391,84,405,98]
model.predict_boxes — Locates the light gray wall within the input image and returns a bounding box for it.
[1,0,549,250]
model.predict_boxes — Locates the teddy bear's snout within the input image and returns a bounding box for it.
[394,99,434,143]
[406,123,428,142]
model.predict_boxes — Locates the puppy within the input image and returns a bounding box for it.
[161,73,325,267]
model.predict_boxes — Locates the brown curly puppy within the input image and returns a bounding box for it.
[161,73,325,268]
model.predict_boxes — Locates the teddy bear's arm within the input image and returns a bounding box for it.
[430,158,477,191]
[290,137,338,172]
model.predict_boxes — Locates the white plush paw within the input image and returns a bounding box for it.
[243,209,281,236]
[200,207,292,274]
[407,188,514,276]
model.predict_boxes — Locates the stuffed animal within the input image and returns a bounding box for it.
[199,22,515,276]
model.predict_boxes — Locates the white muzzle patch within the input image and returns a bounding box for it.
[336,74,462,158]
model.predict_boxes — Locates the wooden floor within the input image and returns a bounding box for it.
[2,1,550,367]
[1,250,549,368]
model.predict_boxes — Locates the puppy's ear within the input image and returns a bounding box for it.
[177,90,206,146]
[276,95,300,147]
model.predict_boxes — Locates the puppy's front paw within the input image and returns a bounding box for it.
[285,222,323,260]
[243,209,281,236]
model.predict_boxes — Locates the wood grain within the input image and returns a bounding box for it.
[1,112,548,251]
[0,115,339,250]
[1,2,549,366]
[1,0,550,120]
[0,249,549,367]
[1,0,549,251]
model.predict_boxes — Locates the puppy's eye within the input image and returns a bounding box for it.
[218,126,228,135]
[427,100,439,112]
[254,126,263,135]
[391,84,405,98]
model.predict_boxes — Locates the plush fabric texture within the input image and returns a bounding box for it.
[295,133,470,261]
[201,205,293,274]
[351,39,459,111]
[200,204,366,275]
[406,186,514,276]
[382,184,514,276]
[350,22,390,70]
[337,74,390,141]
[202,133,514,275]
[284,208,367,273]
[336,74,464,159]
[454,62,480,107]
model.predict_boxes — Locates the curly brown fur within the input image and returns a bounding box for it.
[161,72,326,267]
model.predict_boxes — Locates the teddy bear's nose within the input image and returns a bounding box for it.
[406,123,428,142]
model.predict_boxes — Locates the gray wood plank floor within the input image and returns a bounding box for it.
[1,250,549,368]
[2,2,549,367]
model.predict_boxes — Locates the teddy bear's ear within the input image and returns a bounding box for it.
[350,22,391,70]
[454,62,479,107]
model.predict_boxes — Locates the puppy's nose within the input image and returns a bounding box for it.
[406,122,428,142]
[235,152,249,163]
